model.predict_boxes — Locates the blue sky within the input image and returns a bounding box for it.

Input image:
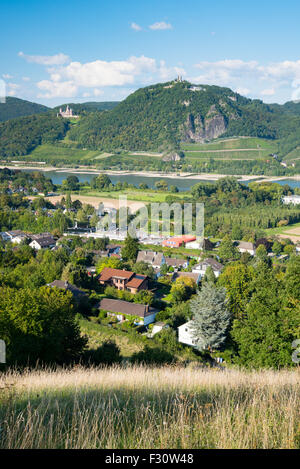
[1,0,300,105]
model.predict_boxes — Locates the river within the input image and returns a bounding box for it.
[19,169,300,191]
[43,171,300,191]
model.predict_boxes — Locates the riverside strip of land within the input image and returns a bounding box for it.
[1,164,300,183]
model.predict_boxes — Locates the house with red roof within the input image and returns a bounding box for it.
[162,235,196,248]
[98,267,149,294]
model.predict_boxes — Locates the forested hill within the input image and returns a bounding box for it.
[2,81,300,158]
[67,80,300,153]
[0,97,50,122]
[53,101,119,114]
[0,113,69,157]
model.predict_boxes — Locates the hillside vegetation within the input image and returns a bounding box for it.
[2,82,300,174]
[0,97,49,122]
[54,101,119,113]
[0,366,299,449]
[67,81,300,156]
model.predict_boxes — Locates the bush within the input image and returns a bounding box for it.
[131,346,175,365]
[82,340,121,365]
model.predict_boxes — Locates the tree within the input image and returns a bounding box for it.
[231,269,298,368]
[65,192,72,210]
[190,283,231,350]
[61,263,90,288]
[0,286,87,365]
[272,240,282,255]
[121,234,140,262]
[91,174,112,190]
[96,257,123,274]
[218,263,254,319]
[256,244,268,261]
[218,235,240,262]
[203,265,216,284]
[64,175,79,191]
[170,281,187,304]
[155,179,168,191]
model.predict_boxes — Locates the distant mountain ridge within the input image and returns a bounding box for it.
[0,97,50,122]
[53,101,120,114]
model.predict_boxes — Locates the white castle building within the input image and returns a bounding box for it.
[57,105,79,119]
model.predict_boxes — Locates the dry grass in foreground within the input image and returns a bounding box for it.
[0,365,299,449]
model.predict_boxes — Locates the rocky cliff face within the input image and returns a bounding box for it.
[181,105,227,142]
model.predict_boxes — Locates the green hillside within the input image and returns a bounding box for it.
[0,113,69,157]
[0,97,49,122]
[54,101,119,114]
[1,82,300,175]
[66,80,300,158]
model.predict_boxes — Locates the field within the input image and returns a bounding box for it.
[181,137,278,152]
[26,144,100,164]
[181,137,278,162]
[265,221,300,242]
[81,188,191,203]
[0,366,299,449]
[44,193,147,212]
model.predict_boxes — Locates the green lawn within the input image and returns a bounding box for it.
[264,221,300,236]
[26,143,100,163]
[181,137,278,152]
[81,188,191,203]
[79,318,145,357]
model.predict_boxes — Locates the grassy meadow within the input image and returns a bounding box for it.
[0,365,299,449]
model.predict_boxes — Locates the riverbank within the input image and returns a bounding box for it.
[1,164,299,183]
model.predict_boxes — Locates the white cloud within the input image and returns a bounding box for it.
[149,21,172,30]
[46,56,157,88]
[34,54,185,99]
[6,83,20,96]
[235,87,250,96]
[8,83,20,90]
[2,74,13,80]
[261,88,275,96]
[93,88,104,97]
[131,22,142,31]
[22,77,30,81]
[37,80,78,99]
[190,58,300,102]
[19,51,70,66]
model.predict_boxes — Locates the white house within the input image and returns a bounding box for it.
[178,321,197,347]
[0,230,27,243]
[192,258,223,278]
[29,235,56,250]
[282,195,300,205]
[237,241,256,256]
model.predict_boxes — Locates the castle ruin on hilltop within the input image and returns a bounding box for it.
[57,105,79,119]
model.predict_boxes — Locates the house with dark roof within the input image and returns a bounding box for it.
[165,257,188,270]
[99,298,157,326]
[98,267,149,293]
[136,250,165,269]
[192,258,223,278]
[29,233,56,250]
